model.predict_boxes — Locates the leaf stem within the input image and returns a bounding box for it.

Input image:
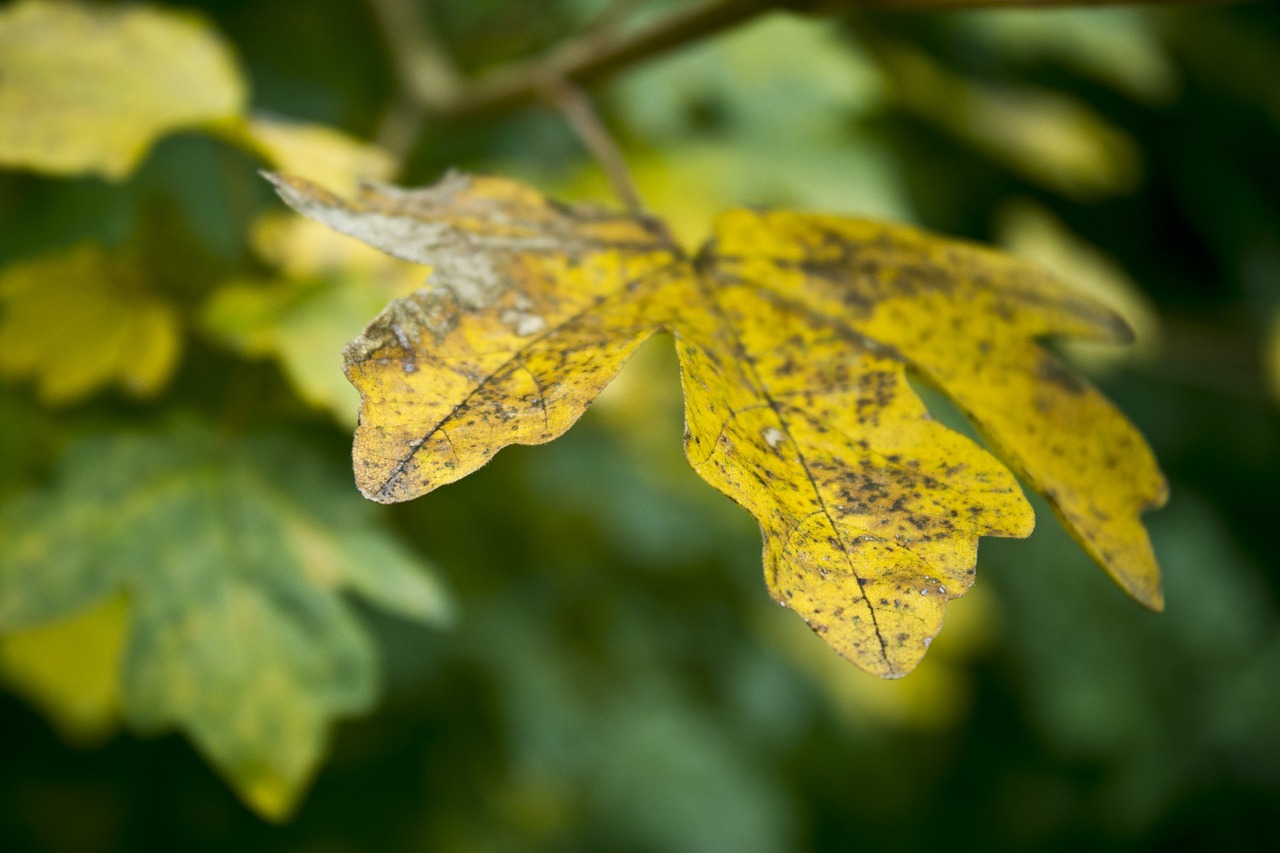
[365,0,464,111]
[543,81,645,216]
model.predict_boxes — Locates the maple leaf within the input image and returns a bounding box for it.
[0,423,451,819]
[0,243,181,404]
[268,170,1167,678]
[0,0,244,179]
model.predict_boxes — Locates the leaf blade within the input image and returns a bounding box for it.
[0,423,450,819]
[709,210,1167,609]
[268,171,685,502]
[0,0,245,179]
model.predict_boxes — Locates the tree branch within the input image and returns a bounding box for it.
[543,81,645,216]
[366,0,464,111]
[374,0,1246,122]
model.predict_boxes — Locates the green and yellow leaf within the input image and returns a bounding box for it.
[269,171,1166,678]
[0,423,451,820]
[203,215,424,424]
[0,595,129,745]
[0,0,245,179]
[0,243,181,404]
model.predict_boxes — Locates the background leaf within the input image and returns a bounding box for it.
[0,422,451,820]
[0,0,245,179]
[202,214,424,424]
[0,595,129,745]
[0,243,181,404]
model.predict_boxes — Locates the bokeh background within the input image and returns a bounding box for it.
[2,0,1279,850]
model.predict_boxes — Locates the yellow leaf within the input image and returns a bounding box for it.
[711,210,1168,613]
[202,214,425,423]
[267,171,684,502]
[876,39,1141,200]
[0,0,245,179]
[226,116,395,194]
[0,243,181,404]
[269,171,1166,678]
[0,595,129,745]
[997,198,1161,372]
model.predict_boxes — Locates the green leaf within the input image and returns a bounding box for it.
[202,215,424,425]
[0,422,451,820]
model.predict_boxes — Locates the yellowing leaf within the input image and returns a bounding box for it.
[711,210,1168,612]
[267,171,684,503]
[202,214,425,423]
[875,38,1141,200]
[0,0,245,179]
[0,595,129,745]
[0,423,452,820]
[226,116,395,194]
[269,171,1166,678]
[997,199,1161,372]
[0,243,181,404]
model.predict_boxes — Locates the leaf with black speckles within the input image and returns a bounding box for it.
[270,170,1166,678]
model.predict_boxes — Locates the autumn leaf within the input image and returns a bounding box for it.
[268,170,1166,678]
[0,243,181,404]
[203,213,424,424]
[0,0,245,179]
[0,423,452,820]
[869,36,1141,200]
[225,116,396,195]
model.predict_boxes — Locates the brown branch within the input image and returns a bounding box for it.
[366,0,464,111]
[374,0,1248,121]
[451,0,778,118]
[543,81,645,216]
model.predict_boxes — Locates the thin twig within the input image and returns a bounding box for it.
[543,81,645,216]
[376,0,1246,121]
[372,92,428,170]
[447,0,777,119]
[366,0,465,110]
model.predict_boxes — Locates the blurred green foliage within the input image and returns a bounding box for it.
[1,0,1277,850]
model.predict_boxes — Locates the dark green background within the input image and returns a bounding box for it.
[2,1,1278,850]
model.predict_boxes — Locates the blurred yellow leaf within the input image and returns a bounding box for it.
[0,243,181,404]
[203,214,424,424]
[997,199,1161,372]
[877,39,1141,200]
[0,0,245,179]
[0,424,452,821]
[201,117,414,422]
[0,595,129,745]
[226,115,395,194]
[270,170,1165,678]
